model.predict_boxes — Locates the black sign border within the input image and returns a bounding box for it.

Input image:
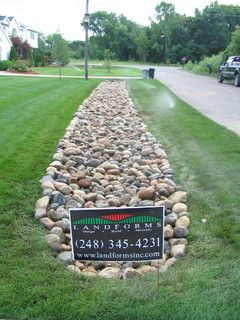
[69,206,165,262]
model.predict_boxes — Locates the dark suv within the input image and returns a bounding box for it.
[218,56,240,87]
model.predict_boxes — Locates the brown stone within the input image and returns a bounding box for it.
[138,187,155,200]
[35,196,49,210]
[164,224,174,239]
[61,244,71,251]
[175,216,190,228]
[40,217,55,230]
[137,265,157,275]
[169,191,187,204]
[84,201,95,208]
[107,169,121,175]
[78,178,92,188]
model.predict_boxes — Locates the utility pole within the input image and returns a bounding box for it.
[84,0,90,80]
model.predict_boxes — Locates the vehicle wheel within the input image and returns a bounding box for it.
[218,73,224,83]
[234,74,240,87]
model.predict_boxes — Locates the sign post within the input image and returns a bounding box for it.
[69,206,164,262]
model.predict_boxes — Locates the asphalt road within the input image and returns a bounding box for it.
[153,66,240,135]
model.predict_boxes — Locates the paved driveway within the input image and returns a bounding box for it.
[154,67,240,135]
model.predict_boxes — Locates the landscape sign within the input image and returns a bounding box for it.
[69,206,164,261]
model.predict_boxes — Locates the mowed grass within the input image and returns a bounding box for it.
[0,77,240,319]
[33,65,141,77]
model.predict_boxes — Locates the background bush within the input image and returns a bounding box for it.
[0,60,13,71]
[184,53,224,74]
[11,60,29,72]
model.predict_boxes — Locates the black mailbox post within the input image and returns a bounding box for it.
[149,68,155,79]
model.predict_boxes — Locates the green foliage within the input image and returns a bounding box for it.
[184,60,195,71]
[87,2,240,64]
[224,26,240,57]
[88,11,139,61]
[0,60,13,71]
[52,33,69,67]
[103,49,114,72]
[11,60,29,72]
[184,53,224,74]
[68,40,84,59]
[9,46,17,61]
[32,48,45,67]
[135,29,149,62]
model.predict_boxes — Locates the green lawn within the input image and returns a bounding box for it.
[33,65,141,77]
[0,77,240,319]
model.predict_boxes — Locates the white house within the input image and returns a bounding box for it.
[0,15,38,60]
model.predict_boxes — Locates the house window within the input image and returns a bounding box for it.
[30,32,35,40]
[12,28,17,36]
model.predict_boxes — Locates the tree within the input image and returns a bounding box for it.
[11,36,31,60]
[225,26,240,57]
[88,11,140,61]
[52,33,69,79]
[103,49,114,72]
[153,2,183,62]
[135,28,149,61]
[9,46,17,61]
[189,3,230,57]
[67,40,84,59]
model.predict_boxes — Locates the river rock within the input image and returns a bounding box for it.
[45,234,62,252]
[168,238,188,247]
[171,244,186,258]
[66,265,81,273]
[48,206,67,221]
[174,226,189,238]
[138,187,155,200]
[35,196,49,209]
[169,191,187,204]
[58,251,73,264]
[137,265,157,275]
[40,217,55,230]
[172,203,188,214]
[35,80,190,279]
[122,268,142,280]
[164,224,174,239]
[34,208,46,220]
[55,218,70,232]
[50,226,64,240]
[78,179,92,188]
[175,216,190,228]
[165,213,178,226]
[98,267,122,279]
[50,192,66,206]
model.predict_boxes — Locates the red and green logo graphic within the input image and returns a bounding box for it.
[73,213,160,225]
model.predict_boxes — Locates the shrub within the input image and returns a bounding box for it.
[0,60,13,71]
[103,49,114,72]
[184,61,195,71]
[10,36,31,60]
[11,60,29,72]
[9,47,17,61]
[184,53,224,74]
[193,53,224,74]
[32,49,45,67]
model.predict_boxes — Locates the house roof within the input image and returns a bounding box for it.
[0,15,10,25]
[20,23,38,33]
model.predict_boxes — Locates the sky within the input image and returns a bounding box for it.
[1,0,240,40]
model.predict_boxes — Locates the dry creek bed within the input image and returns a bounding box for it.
[34,80,190,280]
